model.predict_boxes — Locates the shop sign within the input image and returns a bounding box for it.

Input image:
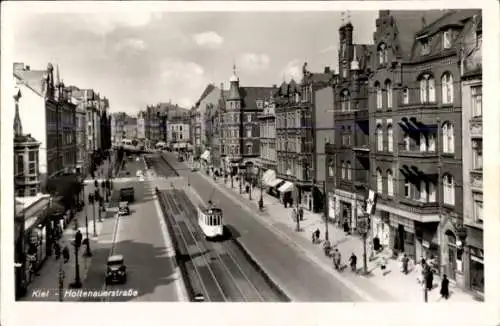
[422,240,430,248]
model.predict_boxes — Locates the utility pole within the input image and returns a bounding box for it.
[323,180,329,241]
[58,259,64,301]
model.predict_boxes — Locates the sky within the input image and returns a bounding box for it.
[11,9,377,115]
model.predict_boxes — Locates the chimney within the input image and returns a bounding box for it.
[272,84,277,88]
[13,62,25,72]
[25,65,30,71]
[324,66,331,73]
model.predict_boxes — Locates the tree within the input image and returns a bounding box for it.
[46,174,82,210]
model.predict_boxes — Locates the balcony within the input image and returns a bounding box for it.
[470,169,483,192]
[353,133,370,152]
[397,197,440,216]
[398,143,438,158]
[354,108,369,120]
[470,117,482,139]
[353,170,369,187]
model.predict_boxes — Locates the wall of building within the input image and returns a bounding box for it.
[198,88,220,148]
[314,86,335,183]
[16,84,47,176]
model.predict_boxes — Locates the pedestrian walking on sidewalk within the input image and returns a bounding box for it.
[298,206,304,221]
[333,248,342,271]
[62,245,70,263]
[440,274,450,300]
[401,254,409,274]
[54,242,61,260]
[343,219,350,234]
[425,265,434,291]
[349,253,357,273]
[314,228,320,243]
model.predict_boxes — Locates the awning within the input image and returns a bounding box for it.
[201,150,211,161]
[262,169,276,185]
[267,178,283,188]
[278,181,294,193]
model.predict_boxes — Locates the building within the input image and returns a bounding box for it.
[124,116,137,140]
[71,93,87,174]
[168,122,190,150]
[276,64,334,213]
[220,66,276,179]
[145,102,188,144]
[191,84,220,155]
[14,87,42,197]
[368,10,479,290]
[13,63,77,189]
[111,112,127,144]
[460,13,483,297]
[137,111,146,140]
[258,91,278,175]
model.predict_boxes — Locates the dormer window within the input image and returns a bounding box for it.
[421,39,430,55]
[443,30,452,49]
[342,65,348,78]
[295,93,300,103]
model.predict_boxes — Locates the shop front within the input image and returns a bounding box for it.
[278,181,295,206]
[327,192,337,222]
[371,209,391,248]
[414,222,440,264]
[334,189,361,232]
[388,213,416,259]
[465,226,484,297]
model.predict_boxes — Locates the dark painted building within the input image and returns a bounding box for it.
[368,10,480,291]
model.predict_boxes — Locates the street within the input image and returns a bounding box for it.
[81,157,184,301]
[161,152,363,301]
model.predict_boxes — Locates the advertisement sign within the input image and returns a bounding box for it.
[366,190,377,214]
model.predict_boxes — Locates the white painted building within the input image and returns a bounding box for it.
[168,123,190,149]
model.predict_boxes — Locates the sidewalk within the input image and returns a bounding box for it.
[21,165,110,301]
[199,170,479,303]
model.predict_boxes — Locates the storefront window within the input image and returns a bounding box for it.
[470,258,484,292]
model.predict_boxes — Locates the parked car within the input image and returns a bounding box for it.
[105,254,127,285]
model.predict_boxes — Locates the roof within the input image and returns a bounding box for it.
[304,72,333,85]
[240,86,278,111]
[416,9,480,37]
[195,84,216,106]
[386,10,447,59]
[108,255,124,262]
[14,68,48,97]
[14,134,39,144]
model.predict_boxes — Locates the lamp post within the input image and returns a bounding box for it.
[323,181,329,241]
[69,230,82,288]
[58,259,65,301]
[83,213,92,257]
[231,173,234,188]
[239,171,243,194]
[259,168,264,206]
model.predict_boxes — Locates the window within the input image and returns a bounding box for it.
[246,127,252,138]
[341,161,346,179]
[246,144,252,154]
[421,39,430,55]
[472,140,483,170]
[387,125,393,152]
[16,155,24,176]
[420,74,435,103]
[179,125,182,132]
[342,66,348,78]
[376,124,383,151]
[473,196,483,223]
[420,180,428,202]
[346,162,352,180]
[328,160,334,177]
[428,182,436,202]
[385,80,393,108]
[402,88,409,104]
[378,43,388,64]
[428,134,436,151]
[246,113,252,122]
[472,86,482,117]
[442,122,455,154]
[404,178,411,198]
[29,162,36,175]
[341,90,350,112]
[443,30,452,49]
[402,133,410,151]
[375,82,382,109]
[420,133,427,152]
[443,174,455,206]
[376,169,383,193]
[441,73,454,104]
[387,170,394,196]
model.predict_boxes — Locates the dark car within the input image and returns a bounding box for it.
[105,254,127,285]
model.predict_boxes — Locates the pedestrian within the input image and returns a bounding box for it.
[333,248,341,270]
[425,266,434,291]
[343,219,349,234]
[380,256,388,275]
[349,253,357,272]
[62,245,70,263]
[401,254,409,274]
[314,228,320,243]
[440,274,450,299]
[54,242,61,260]
[291,207,297,222]
[298,206,304,221]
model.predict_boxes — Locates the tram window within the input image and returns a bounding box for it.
[210,215,213,226]
[217,215,221,225]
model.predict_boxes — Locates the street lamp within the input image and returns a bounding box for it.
[322,181,329,242]
[58,258,65,301]
[239,171,243,194]
[83,213,92,257]
[259,168,264,210]
[69,230,83,288]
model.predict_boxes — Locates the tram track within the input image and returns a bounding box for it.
[150,154,284,302]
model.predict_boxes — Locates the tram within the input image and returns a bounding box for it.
[198,202,224,239]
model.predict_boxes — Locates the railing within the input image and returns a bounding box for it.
[398,197,439,214]
[398,143,438,157]
[353,133,369,151]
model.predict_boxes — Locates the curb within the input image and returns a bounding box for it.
[231,238,292,302]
